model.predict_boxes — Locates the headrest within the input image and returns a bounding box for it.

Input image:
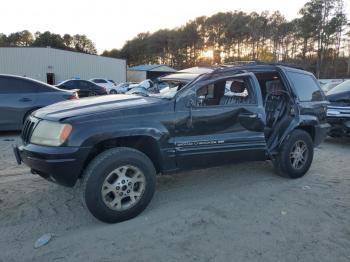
[266,80,283,94]
[230,81,245,93]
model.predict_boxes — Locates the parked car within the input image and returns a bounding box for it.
[326,80,350,137]
[321,81,342,93]
[56,79,107,97]
[89,78,116,94]
[0,74,78,131]
[114,82,138,94]
[126,77,190,96]
[14,62,329,223]
[127,68,215,96]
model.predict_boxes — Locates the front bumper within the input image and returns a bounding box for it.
[16,143,91,187]
[327,106,350,136]
[327,117,350,136]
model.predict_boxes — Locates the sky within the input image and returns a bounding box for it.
[1,0,349,54]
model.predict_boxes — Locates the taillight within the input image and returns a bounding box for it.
[67,93,79,100]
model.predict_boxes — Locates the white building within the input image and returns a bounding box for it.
[0,47,127,85]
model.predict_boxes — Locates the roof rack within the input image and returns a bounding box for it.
[221,60,304,70]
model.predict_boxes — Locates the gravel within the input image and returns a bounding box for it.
[0,133,349,262]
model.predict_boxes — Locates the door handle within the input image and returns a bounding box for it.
[19,97,32,102]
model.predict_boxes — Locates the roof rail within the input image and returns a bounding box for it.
[222,60,304,70]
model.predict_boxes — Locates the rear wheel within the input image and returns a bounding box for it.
[81,147,156,223]
[273,129,314,179]
[89,91,98,96]
[110,89,117,94]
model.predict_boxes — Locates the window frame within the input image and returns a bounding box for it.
[285,70,324,102]
[193,75,258,108]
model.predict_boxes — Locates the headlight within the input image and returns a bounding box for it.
[30,120,72,146]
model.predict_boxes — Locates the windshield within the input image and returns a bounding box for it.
[327,80,350,95]
[149,80,189,99]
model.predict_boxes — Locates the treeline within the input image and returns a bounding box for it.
[0,31,97,55]
[103,0,350,78]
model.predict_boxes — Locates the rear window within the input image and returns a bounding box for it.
[93,79,107,84]
[286,71,323,101]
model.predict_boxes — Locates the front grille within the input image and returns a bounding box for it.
[21,117,38,144]
[327,106,350,118]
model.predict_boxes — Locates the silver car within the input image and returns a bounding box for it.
[0,74,78,131]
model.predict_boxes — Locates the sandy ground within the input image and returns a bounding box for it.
[0,132,349,262]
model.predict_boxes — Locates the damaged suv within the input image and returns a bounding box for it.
[14,62,329,223]
[326,80,350,137]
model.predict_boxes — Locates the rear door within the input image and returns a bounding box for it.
[77,80,92,97]
[174,72,267,170]
[0,76,36,130]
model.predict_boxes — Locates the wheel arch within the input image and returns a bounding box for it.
[296,125,315,143]
[82,135,163,176]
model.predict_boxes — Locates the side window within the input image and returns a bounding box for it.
[287,71,323,101]
[196,77,255,107]
[0,77,37,94]
[79,81,90,89]
[63,81,76,89]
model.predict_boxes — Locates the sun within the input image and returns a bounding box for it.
[200,49,214,59]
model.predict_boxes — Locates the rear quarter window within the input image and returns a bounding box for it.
[286,71,324,101]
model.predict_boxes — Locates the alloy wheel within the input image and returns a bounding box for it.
[101,165,146,211]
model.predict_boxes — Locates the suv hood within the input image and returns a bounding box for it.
[34,94,163,121]
[327,91,350,106]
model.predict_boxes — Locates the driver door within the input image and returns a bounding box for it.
[174,73,267,170]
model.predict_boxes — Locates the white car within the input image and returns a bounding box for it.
[115,82,138,94]
[89,78,117,94]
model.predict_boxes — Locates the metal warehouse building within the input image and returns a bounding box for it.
[127,64,176,82]
[0,47,126,85]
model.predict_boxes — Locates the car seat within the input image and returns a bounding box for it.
[219,81,252,105]
[264,80,292,148]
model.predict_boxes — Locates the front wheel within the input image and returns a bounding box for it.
[81,147,156,223]
[273,129,314,179]
[109,89,117,94]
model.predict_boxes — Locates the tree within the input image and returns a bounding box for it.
[32,31,66,49]
[71,34,97,54]
[6,30,34,46]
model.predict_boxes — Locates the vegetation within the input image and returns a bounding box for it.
[0,0,349,78]
[0,31,97,55]
[103,0,349,78]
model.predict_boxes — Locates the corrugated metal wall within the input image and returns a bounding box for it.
[0,47,126,84]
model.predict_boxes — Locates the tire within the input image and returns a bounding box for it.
[89,91,98,96]
[273,129,314,179]
[81,147,156,223]
[110,89,117,94]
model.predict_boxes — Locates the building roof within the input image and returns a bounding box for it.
[0,46,126,62]
[128,64,177,72]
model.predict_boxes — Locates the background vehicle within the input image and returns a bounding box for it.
[0,74,78,131]
[114,82,138,94]
[57,79,107,97]
[321,81,342,93]
[16,63,329,223]
[89,78,116,94]
[326,80,350,137]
